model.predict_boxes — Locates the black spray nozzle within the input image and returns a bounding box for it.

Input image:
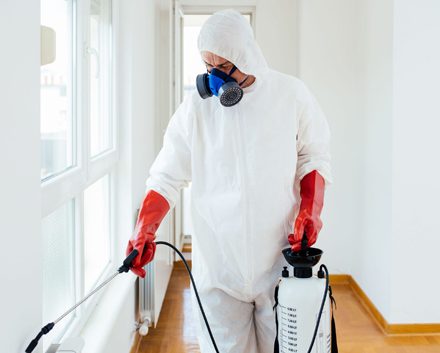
[25,322,54,353]
[118,249,139,273]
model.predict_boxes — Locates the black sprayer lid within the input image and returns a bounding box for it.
[282,247,323,279]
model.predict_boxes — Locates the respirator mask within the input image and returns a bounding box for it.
[196,66,244,107]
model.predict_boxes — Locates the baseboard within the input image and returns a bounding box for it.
[331,274,440,335]
[329,274,350,285]
[182,243,192,253]
[347,276,389,332]
[130,332,142,353]
[174,259,192,269]
[386,323,440,335]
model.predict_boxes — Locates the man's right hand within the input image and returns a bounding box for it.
[126,190,170,278]
[126,232,156,278]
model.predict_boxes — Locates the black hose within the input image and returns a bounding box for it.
[156,241,220,353]
[307,264,329,353]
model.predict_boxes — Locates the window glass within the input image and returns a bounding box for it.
[89,0,112,156]
[42,200,75,350]
[84,175,111,292]
[41,0,75,180]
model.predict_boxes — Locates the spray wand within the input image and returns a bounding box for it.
[25,250,139,353]
[25,242,220,353]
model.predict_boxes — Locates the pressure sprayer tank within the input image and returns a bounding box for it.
[276,247,332,353]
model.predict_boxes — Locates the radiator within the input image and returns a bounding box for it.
[139,261,155,325]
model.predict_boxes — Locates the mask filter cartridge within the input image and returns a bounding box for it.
[196,66,243,107]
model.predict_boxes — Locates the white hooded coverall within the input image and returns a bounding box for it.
[146,9,332,353]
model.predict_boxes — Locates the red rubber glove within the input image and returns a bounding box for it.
[126,190,170,278]
[288,170,325,252]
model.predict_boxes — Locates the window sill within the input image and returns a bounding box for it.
[78,273,137,353]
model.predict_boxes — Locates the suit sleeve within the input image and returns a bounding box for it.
[146,95,195,208]
[295,82,333,184]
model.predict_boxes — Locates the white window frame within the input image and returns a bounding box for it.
[41,0,119,344]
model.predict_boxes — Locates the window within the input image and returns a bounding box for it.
[40,0,116,348]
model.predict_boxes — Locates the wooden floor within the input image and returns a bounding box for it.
[138,267,440,353]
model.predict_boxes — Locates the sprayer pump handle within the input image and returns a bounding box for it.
[301,232,309,250]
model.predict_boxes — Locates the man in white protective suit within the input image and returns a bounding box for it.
[126,9,332,353]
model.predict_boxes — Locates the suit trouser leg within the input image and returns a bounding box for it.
[192,287,258,353]
[254,286,277,353]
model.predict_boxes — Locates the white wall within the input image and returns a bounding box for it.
[354,0,440,324]
[0,1,41,352]
[354,0,395,321]
[297,0,365,276]
[298,0,440,325]
[391,0,440,323]
[255,0,298,76]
